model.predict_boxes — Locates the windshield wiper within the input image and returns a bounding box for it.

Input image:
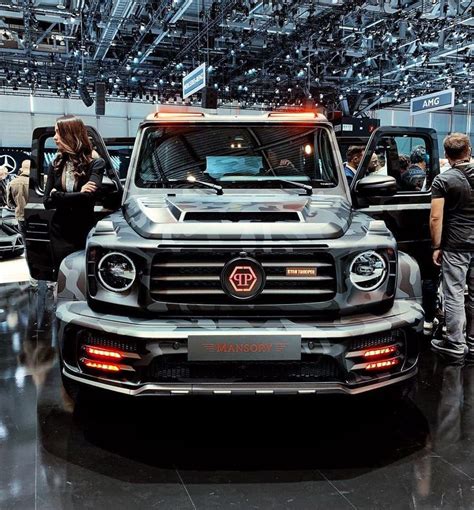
[167,176,224,195]
[274,179,313,196]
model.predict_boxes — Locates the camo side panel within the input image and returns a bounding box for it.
[57,251,86,303]
[395,251,422,302]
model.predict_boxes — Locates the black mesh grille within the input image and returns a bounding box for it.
[80,331,139,353]
[150,248,336,305]
[146,354,342,383]
[349,332,401,351]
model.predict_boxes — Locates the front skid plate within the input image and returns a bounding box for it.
[63,366,417,396]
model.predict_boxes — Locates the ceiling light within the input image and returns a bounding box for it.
[56,0,66,9]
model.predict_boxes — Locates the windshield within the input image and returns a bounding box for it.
[135,124,339,189]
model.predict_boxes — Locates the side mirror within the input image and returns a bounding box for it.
[355,174,397,196]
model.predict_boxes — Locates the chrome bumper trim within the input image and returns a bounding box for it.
[62,366,417,396]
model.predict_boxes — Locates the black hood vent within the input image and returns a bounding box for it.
[182,211,301,222]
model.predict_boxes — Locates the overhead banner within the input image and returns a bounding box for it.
[182,63,206,99]
[410,88,455,115]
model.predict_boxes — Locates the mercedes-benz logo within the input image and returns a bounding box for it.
[0,155,17,174]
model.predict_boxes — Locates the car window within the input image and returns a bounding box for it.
[367,135,433,193]
[135,124,340,189]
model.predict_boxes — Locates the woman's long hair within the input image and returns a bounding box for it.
[53,115,93,178]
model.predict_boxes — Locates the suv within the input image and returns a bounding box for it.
[25,109,440,398]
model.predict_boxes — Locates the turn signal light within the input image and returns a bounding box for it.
[363,345,397,358]
[365,358,400,371]
[84,346,123,359]
[82,359,121,372]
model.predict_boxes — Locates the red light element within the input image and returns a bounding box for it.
[363,345,397,358]
[229,265,258,292]
[84,346,123,359]
[365,358,400,371]
[82,359,121,372]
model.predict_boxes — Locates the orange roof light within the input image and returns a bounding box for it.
[267,112,317,119]
[153,112,205,119]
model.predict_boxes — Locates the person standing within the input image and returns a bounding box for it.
[6,158,31,235]
[6,158,40,287]
[430,133,474,358]
[43,115,105,277]
[343,146,364,186]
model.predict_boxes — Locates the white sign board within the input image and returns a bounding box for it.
[182,63,206,99]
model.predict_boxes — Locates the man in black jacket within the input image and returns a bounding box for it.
[430,133,474,358]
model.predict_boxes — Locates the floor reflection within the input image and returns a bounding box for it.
[1,282,474,509]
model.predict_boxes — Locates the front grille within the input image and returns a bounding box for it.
[349,331,402,351]
[146,354,342,383]
[79,330,139,353]
[150,249,336,305]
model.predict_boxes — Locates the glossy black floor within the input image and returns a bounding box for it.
[1,282,473,510]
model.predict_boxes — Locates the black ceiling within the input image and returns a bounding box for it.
[0,0,472,113]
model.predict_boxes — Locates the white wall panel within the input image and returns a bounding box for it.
[0,112,33,146]
[97,116,128,137]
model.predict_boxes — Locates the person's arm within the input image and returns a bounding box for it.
[51,159,105,207]
[43,165,58,210]
[6,181,15,209]
[430,197,444,266]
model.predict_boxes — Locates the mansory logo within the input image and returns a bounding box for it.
[203,343,289,353]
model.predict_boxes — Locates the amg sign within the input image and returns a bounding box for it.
[410,88,455,116]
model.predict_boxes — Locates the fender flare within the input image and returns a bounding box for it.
[57,250,87,303]
[395,251,422,302]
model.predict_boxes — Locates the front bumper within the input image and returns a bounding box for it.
[58,299,423,396]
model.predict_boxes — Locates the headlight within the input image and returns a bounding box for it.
[97,252,136,292]
[349,251,387,291]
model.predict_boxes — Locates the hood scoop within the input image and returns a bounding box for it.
[181,211,300,222]
[125,194,352,241]
[166,197,302,223]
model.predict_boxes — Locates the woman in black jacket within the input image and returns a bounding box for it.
[44,115,105,276]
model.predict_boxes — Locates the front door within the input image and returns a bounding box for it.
[352,126,440,280]
[24,126,123,281]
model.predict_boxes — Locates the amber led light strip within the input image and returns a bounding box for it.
[82,359,121,372]
[365,358,400,370]
[84,345,123,359]
[363,345,397,358]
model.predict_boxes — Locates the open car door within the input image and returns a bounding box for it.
[351,126,440,280]
[24,126,123,281]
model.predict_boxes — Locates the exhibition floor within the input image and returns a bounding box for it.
[1,282,474,509]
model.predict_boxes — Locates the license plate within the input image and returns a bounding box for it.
[188,335,301,361]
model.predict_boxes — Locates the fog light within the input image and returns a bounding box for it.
[363,345,397,358]
[84,346,123,359]
[82,358,121,372]
[365,358,400,370]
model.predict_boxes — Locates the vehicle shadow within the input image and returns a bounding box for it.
[38,386,429,484]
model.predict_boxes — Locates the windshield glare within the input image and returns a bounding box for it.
[135,124,339,188]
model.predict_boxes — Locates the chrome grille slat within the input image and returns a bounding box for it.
[150,249,336,305]
[262,262,332,268]
[266,275,334,282]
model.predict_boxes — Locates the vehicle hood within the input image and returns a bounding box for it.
[123,193,353,241]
